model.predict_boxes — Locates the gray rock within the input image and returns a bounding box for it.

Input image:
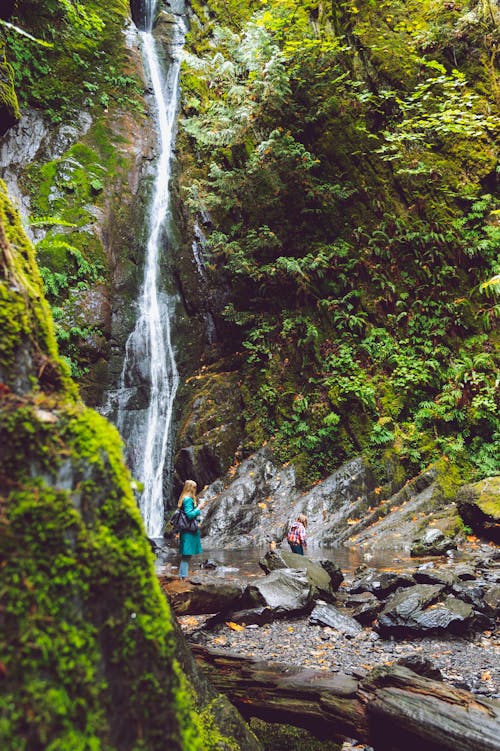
[412,595,474,633]
[245,569,312,614]
[414,567,457,587]
[309,602,363,636]
[483,584,500,617]
[377,584,444,634]
[350,569,416,599]
[259,550,341,601]
[345,592,382,625]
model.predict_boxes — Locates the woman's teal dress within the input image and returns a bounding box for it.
[178,496,202,556]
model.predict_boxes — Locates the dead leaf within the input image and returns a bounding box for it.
[225,621,245,632]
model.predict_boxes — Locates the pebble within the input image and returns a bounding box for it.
[185,616,500,698]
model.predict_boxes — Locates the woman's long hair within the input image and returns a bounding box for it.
[177,479,198,508]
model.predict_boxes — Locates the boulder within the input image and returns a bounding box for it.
[349,569,416,599]
[344,591,382,625]
[309,602,363,637]
[259,550,342,600]
[413,595,474,632]
[413,567,457,587]
[318,558,345,591]
[377,584,444,635]
[483,584,500,618]
[377,585,476,635]
[456,476,500,543]
[160,575,250,615]
[245,568,312,615]
[410,527,456,557]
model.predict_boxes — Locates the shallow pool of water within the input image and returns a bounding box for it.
[154,541,440,580]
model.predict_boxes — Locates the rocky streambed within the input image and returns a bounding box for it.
[159,540,500,700]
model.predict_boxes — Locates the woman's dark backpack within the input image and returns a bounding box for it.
[170,508,198,533]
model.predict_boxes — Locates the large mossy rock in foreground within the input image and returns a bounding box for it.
[456,477,500,543]
[0,181,260,751]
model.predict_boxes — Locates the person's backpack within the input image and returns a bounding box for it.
[170,507,198,533]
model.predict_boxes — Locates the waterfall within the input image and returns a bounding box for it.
[107,1,184,537]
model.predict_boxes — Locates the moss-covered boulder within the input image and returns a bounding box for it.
[0,181,260,750]
[456,476,500,543]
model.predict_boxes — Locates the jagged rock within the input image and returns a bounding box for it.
[309,602,363,636]
[377,584,444,634]
[483,584,500,617]
[345,592,382,625]
[349,569,416,599]
[245,568,312,614]
[451,580,487,611]
[454,564,477,581]
[412,595,474,633]
[318,558,345,591]
[413,567,458,587]
[377,585,476,635]
[411,527,456,557]
[219,607,276,626]
[456,476,500,543]
[259,550,342,600]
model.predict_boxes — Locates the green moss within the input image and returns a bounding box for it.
[432,457,464,504]
[0,393,211,750]
[249,718,340,751]
[0,48,20,125]
[477,493,500,519]
[0,179,75,396]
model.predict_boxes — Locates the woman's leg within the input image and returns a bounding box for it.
[179,556,191,578]
[288,542,303,555]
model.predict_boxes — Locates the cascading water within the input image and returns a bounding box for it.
[107,1,184,537]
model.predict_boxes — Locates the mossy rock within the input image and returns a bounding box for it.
[0,53,20,136]
[174,366,245,490]
[0,179,75,397]
[456,476,500,543]
[0,184,261,751]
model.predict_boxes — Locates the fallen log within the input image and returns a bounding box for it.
[192,644,500,751]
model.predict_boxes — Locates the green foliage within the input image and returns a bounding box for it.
[5,0,142,122]
[376,62,499,192]
[181,0,500,485]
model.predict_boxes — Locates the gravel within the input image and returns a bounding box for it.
[181,614,499,698]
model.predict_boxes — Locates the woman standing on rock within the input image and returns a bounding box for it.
[287,513,308,555]
[177,479,203,579]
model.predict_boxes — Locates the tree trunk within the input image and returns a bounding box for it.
[192,644,500,751]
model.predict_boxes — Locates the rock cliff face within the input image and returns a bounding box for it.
[0,182,261,750]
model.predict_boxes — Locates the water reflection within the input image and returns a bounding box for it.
[155,542,424,580]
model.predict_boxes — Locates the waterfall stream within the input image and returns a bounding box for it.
[108,2,184,537]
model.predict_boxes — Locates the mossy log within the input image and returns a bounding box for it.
[192,645,500,751]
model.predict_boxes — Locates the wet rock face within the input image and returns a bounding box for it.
[173,368,245,494]
[350,570,417,599]
[456,476,500,543]
[200,449,375,549]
